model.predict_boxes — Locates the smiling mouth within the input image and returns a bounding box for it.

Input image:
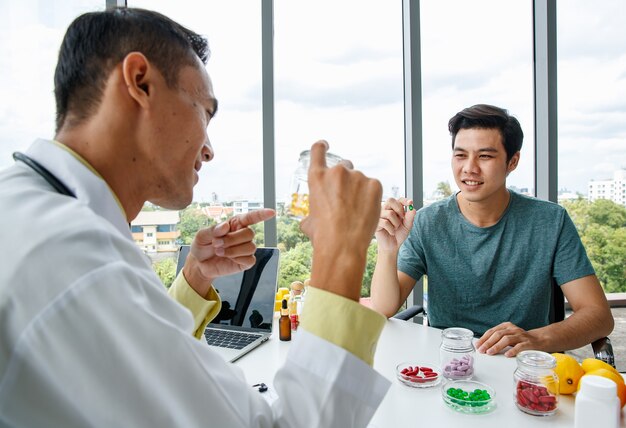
[462,180,483,186]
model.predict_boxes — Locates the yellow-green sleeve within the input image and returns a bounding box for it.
[299,287,386,366]
[168,272,221,339]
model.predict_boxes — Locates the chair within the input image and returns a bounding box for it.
[393,280,615,368]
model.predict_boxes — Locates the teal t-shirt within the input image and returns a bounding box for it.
[397,190,595,335]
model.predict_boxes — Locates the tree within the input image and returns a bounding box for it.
[436,181,453,199]
[178,207,215,244]
[278,241,313,289]
[154,257,176,288]
[563,199,626,293]
[277,216,308,252]
[361,241,378,297]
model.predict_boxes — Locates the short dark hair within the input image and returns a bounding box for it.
[448,104,523,162]
[54,7,209,132]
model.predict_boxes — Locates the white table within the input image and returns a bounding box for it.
[235,318,624,427]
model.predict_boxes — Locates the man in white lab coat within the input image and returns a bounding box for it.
[0,7,389,427]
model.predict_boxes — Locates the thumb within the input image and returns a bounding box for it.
[194,221,230,246]
[404,208,417,230]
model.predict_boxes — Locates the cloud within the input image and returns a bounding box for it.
[275,76,402,108]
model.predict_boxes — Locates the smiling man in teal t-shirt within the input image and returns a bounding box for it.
[370,104,614,357]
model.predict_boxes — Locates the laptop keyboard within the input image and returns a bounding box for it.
[204,328,263,350]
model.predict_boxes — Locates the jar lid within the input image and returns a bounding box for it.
[442,327,474,341]
[516,350,556,369]
[298,150,343,167]
[290,281,304,291]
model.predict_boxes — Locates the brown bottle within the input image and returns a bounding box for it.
[279,299,291,341]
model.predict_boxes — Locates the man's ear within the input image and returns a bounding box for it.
[121,52,153,109]
[506,151,521,175]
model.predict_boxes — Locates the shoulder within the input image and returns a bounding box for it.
[509,191,567,218]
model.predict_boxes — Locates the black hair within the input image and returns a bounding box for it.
[54,7,209,132]
[448,104,524,162]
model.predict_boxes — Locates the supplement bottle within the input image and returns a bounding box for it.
[575,374,620,428]
[279,299,291,341]
[514,350,558,416]
[287,150,342,218]
[440,327,476,380]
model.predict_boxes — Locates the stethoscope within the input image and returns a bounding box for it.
[13,151,76,198]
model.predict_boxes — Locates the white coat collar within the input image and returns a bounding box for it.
[24,139,132,239]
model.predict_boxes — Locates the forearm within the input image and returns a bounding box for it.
[531,306,614,352]
[370,250,402,317]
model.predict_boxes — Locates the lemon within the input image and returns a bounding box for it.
[581,358,621,377]
[552,353,585,395]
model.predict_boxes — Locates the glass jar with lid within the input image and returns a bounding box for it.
[440,327,476,380]
[287,149,343,219]
[514,350,559,416]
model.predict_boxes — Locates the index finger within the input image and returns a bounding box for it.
[230,208,276,230]
[309,140,330,172]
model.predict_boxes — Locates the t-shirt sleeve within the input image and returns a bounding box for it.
[553,210,596,286]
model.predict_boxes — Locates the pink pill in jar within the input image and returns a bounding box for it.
[440,327,476,380]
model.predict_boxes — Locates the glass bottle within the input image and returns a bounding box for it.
[289,281,304,330]
[514,350,559,416]
[287,149,343,218]
[279,299,291,341]
[440,327,476,380]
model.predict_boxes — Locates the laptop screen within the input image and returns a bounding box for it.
[176,246,280,332]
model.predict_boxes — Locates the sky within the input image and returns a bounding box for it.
[1,0,624,203]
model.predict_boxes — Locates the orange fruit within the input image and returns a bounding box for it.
[552,353,585,395]
[581,358,621,377]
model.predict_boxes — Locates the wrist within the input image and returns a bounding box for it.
[182,254,215,299]
[310,250,367,302]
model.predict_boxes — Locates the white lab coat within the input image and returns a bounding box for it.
[0,139,390,427]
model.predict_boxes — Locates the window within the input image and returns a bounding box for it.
[420,0,534,204]
[273,0,404,296]
[0,1,104,170]
[557,1,626,295]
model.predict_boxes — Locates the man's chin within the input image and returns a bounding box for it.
[149,194,193,211]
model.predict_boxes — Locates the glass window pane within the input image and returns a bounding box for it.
[129,1,263,284]
[274,0,405,297]
[0,1,105,167]
[557,0,626,369]
[421,0,534,204]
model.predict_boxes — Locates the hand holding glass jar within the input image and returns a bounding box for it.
[287,149,343,219]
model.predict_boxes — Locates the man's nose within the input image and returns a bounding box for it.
[202,138,214,162]
[463,156,479,173]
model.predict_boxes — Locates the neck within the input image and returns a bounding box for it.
[55,122,146,222]
[456,188,511,228]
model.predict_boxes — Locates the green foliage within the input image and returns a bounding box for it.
[562,199,626,292]
[250,221,265,246]
[361,241,378,297]
[154,257,176,288]
[277,216,308,252]
[178,207,215,244]
[436,181,453,198]
[278,241,313,289]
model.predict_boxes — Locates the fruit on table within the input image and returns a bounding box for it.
[581,358,621,378]
[552,353,585,394]
[578,358,626,408]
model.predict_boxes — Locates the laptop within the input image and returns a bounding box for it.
[176,245,280,362]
